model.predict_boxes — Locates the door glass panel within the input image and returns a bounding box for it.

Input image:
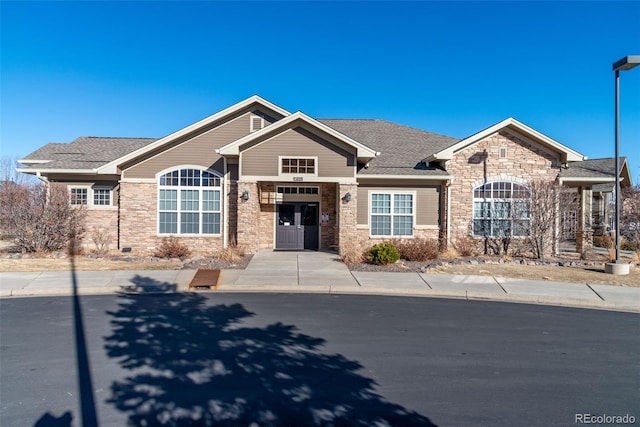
[278,204,295,226]
[302,204,318,226]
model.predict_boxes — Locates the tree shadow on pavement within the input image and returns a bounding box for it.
[104,283,437,426]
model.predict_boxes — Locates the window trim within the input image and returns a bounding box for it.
[278,156,318,178]
[68,185,114,208]
[472,181,530,238]
[92,186,112,206]
[156,166,223,236]
[369,191,416,238]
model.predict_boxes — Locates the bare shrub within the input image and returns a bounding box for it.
[593,235,613,249]
[392,238,439,261]
[216,240,245,262]
[91,228,112,255]
[522,181,563,259]
[154,237,191,258]
[341,240,366,265]
[453,234,478,257]
[0,183,87,253]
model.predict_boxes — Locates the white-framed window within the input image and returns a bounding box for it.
[279,156,317,176]
[157,167,223,235]
[69,185,113,207]
[473,181,529,237]
[370,192,414,237]
[93,188,111,206]
[69,187,88,205]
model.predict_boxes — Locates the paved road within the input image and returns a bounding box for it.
[1,292,638,426]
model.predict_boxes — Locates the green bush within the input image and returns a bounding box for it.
[367,243,400,265]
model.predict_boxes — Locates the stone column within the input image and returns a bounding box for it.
[338,183,358,255]
[236,181,260,253]
[575,186,593,254]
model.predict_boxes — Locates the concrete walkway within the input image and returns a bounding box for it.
[1,250,638,313]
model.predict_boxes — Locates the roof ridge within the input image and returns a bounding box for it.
[75,136,158,140]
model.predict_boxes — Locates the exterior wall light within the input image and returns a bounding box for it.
[241,190,250,201]
[343,192,352,202]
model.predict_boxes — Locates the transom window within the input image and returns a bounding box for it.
[370,193,414,237]
[158,168,222,235]
[473,181,530,237]
[276,186,319,195]
[281,158,315,174]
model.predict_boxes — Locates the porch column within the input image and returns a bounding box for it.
[338,183,358,255]
[236,181,260,253]
[575,186,593,254]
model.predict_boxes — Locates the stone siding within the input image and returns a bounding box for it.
[446,130,560,243]
[82,208,119,252]
[119,181,223,255]
[321,183,338,250]
[236,181,260,253]
[338,183,358,254]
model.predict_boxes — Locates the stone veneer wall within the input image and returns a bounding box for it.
[119,181,223,255]
[445,131,560,244]
[355,227,440,248]
[258,182,275,250]
[82,208,119,252]
[338,183,358,254]
[236,181,260,253]
[321,183,338,250]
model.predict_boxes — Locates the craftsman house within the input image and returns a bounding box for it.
[18,95,632,255]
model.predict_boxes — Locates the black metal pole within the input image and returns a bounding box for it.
[614,69,620,263]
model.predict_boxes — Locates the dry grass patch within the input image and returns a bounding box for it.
[0,257,183,272]
[428,263,640,287]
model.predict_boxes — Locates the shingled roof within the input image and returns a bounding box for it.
[318,119,458,176]
[20,137,158,170]
[560,157,626,179]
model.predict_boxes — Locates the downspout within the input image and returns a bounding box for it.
[446,178,452,247]
[223,157,229,249]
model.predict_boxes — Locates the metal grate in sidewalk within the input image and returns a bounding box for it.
[188,269,220,290]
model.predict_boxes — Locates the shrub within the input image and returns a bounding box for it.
[453,234,478,257]
[593,235,613,249]
[621,239,640,252]
[367,242,400,265]
[91,228,112,255]
[154,237,191,258]
[341,240,366,265]
[0,183,87,253]
[392,238,439,261]
[216,241,245,262]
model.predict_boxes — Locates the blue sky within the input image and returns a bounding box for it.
[2,1,639,182]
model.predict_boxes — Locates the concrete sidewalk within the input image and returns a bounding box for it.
[1,250,639,313]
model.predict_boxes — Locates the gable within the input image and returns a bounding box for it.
[123,108,280,179]
[99,95,290,175]
[428,118,586,164]
[240,125,356,179]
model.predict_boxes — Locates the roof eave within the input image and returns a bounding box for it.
[16,168,98,175]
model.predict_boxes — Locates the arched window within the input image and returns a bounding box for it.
[158,168,222,235]
[473,181,529,237]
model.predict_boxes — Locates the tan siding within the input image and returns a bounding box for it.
[125,109,278,179]
[241,127,355,178]
[357,183,442,226]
